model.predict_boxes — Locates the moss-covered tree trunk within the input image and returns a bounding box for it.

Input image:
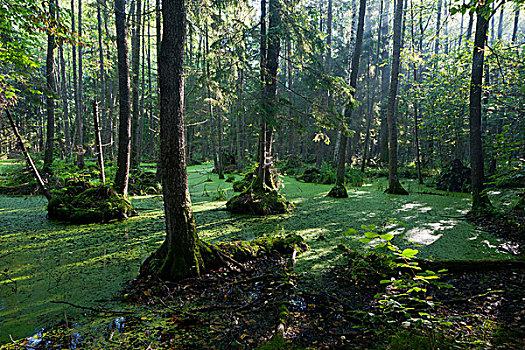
[140,0,203,280]
[384,0,408,195]
[469,4,491,212]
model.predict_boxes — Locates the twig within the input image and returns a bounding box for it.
[50,300,134,315]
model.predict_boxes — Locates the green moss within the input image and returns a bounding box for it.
[47,181,134,224]
[226,190,293,215]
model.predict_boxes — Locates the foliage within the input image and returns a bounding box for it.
[296,165,365,186]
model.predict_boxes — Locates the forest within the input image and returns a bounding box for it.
[0,0,524,348]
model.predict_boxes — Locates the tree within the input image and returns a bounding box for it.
[385,0,408,195]
[114,0,132,196]
[140,0,203,280]
[328,0,367,198]
[43,0,56,174]
[469,2,492,211]
[131,0,142,169]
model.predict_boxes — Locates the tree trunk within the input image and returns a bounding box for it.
[114,0,133,196]
[141,0,202,280]
[385,0,408,195]
[59,43,71,159]
[328,0,366,198]
[469,4,492,211]
[93,100,106,183]
[379,0,390,165]
[511,7,520,43]
[96,0,106,163]
[43,0,56,174]
[77,0,84,169]
[131,0,142,169]
[434,0,442,56]
[5,110,52,201]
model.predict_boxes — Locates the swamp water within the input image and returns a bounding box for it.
[0,164,513,344]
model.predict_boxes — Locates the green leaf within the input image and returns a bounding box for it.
[364,232,378,239]
[380,279,392,284]
[401,248,418,257]
[379,233,394,241]
[359,238,373,244]
[345,228,357,235]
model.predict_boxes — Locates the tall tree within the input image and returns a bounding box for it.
[114,0,133,196]
[469,3,492,211]
[77,0,84,169]
[131,0,142,169]
[379,0,390,165]
[328,0,367,198]
[385,0,408,195]
[140,0,203,280]
[43,0,56,174]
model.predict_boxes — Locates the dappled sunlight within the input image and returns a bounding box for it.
[405,227,443,245]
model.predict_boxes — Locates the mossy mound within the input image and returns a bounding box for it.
[435,159,471,193]
[226,190,293,215]
[296,167,364,186]
[233,173,253,192]
[327,184,348,198]
[47,180,134,224]
[129,169,161,195]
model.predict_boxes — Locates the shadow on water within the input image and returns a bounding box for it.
[0,163,515,344]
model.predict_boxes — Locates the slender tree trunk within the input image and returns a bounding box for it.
[93,100,106,183]
[141,0,202,280]
[77,0,84,169]
[469,4,492,211]
[328,0,367,198]
[512,7,520,43]
[96,0,106,163]
[379,0,390,165]
[70,0,81,167]
[287,39,294,155]
[385,0,408,195]
[59,44,71,159]
[434,0,442,56]
[114,0,133,196]
[131,0,142,169]
[43,0,56,174]
[5,110,52,200]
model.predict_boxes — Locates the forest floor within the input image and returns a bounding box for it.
[0,162,523,349]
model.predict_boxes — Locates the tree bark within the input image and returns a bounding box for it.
[385,0,408,195]
[511,7,520,43]
[469,4,492,211]
[96,0,106,163]
[142,0,202,280]
[131,0,142,169]
[93,100,106,183]
[59,43,71,159]
[328,0,367,198]
[43,0,56,174]
[77,0,84,169]
[114,0,133,196]
[379,0,390,165]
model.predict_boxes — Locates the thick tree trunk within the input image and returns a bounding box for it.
[328,0,367,198]
[70,0,81,167]
[469,4,492,211]
[43,0,56,174]
[114,0,133,196]
[131,0,142,169]
[142,0,202,280]
[385,0,408,195]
